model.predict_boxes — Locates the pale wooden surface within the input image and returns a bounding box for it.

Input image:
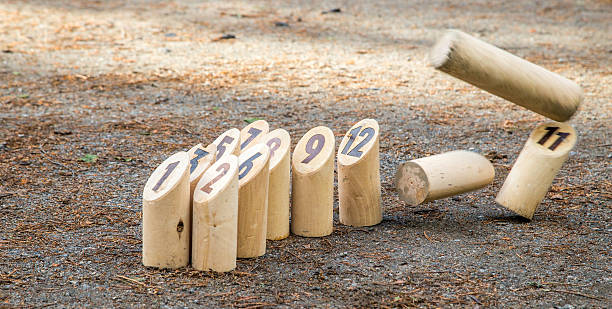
[291,126,335,237]
[496,122,577,220]
[212,128,241,160]
[240,120,269,153]
[338,119,382,227]
[395,150,495,206]
[264,129,291,240]
[430,29,582,122]
[142,151,191,268]
[237,144,271,258]
[187,143,217,213]
[192,155,239,272]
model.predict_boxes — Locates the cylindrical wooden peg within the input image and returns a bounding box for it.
[142,152,191,268]
[395,150,495,206]
[430,29,582,122]
[291,126,335,237]
[264,129,291,240]
[240,120,269,153]
[496,122,577,220]
[237,144,271,258]
[338,119,382,227]
[212,128,241,160]
[187,143,217,201]
[192,155,239,272]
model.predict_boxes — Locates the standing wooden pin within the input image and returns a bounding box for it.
[395,150,495,206]
[192,155,239,272]
[338,119,382,227]
[264,129,291,240]
[187,143,217,200]
[240,120,269,153]
[291,126,335,237]
[237,144,271,258]
[496,122,577,220]
[212,128,240,160]
[142,152,191,268]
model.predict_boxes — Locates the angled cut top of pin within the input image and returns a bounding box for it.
[337,119,379,166]
[193,155,239,203]
[292,126,335,175]
[187,143,217,184]
[528,122,577,156]
[264,128,291,170]
[143,151,190,201]
[238,143,270,185]
[240,120,269,153]
[213,128,240,160]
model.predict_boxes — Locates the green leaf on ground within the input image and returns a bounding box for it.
[212,106,220,111]
[244,117,263,124]
[79,154,98,163]
[18,94,29,99]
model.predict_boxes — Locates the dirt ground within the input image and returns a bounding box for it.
[1,0,611,307]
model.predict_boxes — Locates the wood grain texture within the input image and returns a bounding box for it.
[240,120,269,153]
[212,128,241,160]
[264,129,291,240]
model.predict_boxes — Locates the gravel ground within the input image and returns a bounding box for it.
[1,0,610,307]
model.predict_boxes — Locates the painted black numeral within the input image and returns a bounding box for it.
[153,161,179,192]
[241,127,262,150]
[217,135,234,158]
[200,163,230,194]
[267,137,281,158]
[301,134,325,164]
[342,126,375,158]
[239,152,262,179]
[536,126,571,151]
[189,148,209,174]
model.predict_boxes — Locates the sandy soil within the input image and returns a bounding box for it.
[1,0,611,307]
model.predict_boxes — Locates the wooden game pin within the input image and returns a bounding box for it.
[187,143,217,200]
[192,155,239,272]
[496,122,577,220]
[212,128,240,160]
[240,120,269,153]
[264,129,291,240]
[395,150,495,206]
[237,144,271,258]
[338,119,382,227]
[142,152,191,268]
[291,126,335,237]
[430,29,582,122]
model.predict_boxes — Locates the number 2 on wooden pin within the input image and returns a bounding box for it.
[341,126,375,158]
[537,126,571,151]
[200,163,230,194]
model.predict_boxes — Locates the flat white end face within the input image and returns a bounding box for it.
[337,119,379,166]
[187,143,217,184]
[143,152,190,201]
[429,29,462,68]
[193,155,238,203]
[528,122,577,156]
[394,162,429,206]
[240,120,270,153]
[213,128,240,160]
[238,144,270,185]
[292,126,335,174]
[264,129,291,169]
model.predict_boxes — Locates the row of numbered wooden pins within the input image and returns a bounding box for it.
[142,119,576,272]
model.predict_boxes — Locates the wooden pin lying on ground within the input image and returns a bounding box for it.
[212,128,240,160]
[291,126,335,237]
[338,119,382,227]
[430,29,582,122]
[496,122,577,220]
[395,150,495,206]
[264,129,291,240]
[240,120,269,153]
[192,155,239,272]
[142,152,191,268]
[237,144,271,258]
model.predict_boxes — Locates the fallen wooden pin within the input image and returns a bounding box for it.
[237,144,271,258]
[291,126,335,237]
[338,119,382,227]
[395,150,495,206]
[212,128,241,160]
[142,152,191,268]
[192,155,239,272]
[264,129,291,240]
[240,120,269,153]
[496,122,577,220]
[430,29,582,122]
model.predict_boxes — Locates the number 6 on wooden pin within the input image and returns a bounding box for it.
[496,122,577,220]
[338,119,382,227]
[142,152,191,268]
[291,126,335,237]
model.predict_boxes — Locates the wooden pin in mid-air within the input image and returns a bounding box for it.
[291,126,335,237]
[237,144,271,258]
[338,119,382,227]
[192,155,239,272]
[142,152,191,268]
[496,122,577,220]
[264,129,291,240]
[212,128,240,160]
[240,120,269,153]
[395,150,495,206]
